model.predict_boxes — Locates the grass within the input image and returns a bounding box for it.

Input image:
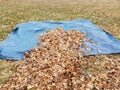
[0,0,120,85]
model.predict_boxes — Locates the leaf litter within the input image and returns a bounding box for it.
[0,28,120,90]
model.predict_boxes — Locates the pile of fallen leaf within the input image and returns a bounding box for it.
[0,28,120,90]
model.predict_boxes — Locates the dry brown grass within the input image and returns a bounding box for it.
[0,0,120,87]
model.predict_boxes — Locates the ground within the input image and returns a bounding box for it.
[0,0,120,86]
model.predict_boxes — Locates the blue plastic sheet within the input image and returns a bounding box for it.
[0,19,120,60]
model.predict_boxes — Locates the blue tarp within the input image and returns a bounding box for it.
[0,19,120,60]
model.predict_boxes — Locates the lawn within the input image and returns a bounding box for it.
[0,0,120,87]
